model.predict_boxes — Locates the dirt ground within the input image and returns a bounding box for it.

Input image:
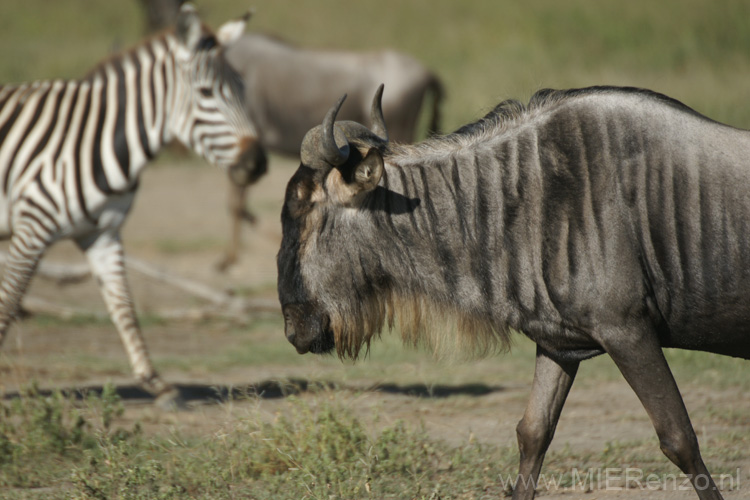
[0,155,748,499]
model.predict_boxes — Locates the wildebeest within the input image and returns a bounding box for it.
[214,34,443,270]
[276,84,750,499]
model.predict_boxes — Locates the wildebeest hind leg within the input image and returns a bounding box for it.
[512,346,579,500]
[603,325,723,500]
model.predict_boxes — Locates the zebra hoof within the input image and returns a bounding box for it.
[153,387,187,411]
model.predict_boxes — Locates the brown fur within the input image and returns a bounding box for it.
[330,288,512,360]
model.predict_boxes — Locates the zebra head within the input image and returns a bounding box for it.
[167,5,261,175]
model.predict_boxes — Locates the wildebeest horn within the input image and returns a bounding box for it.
[321,94,349,165]
[300,94,350,170]
[370,84,388,142]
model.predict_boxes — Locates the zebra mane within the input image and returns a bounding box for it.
[81,25,222,81]
[82,31,166,81]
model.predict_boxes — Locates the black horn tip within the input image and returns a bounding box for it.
[319,94,349,167]
[329,94,347,120]
[370,84,388,142]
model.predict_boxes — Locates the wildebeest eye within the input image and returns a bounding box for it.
[199,87,213,97]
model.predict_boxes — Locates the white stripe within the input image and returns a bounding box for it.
[79,76,107,213]
[122,57,147,179]
[11,82,65,200]
[136,47,155,149]
[57,82,91,224]
[0,86,47,192]
[0,85,27,129]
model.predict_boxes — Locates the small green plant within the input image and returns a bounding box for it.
[0,381,131,490]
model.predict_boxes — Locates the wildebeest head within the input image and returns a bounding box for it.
[277,85,389,357]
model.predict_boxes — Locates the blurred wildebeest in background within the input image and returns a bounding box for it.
[277,85,750,500]
[137,0,187,33]
[215,33,443,270]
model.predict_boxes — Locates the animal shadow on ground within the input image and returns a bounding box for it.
[1,379,506,406]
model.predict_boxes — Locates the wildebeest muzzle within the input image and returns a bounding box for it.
[282,303,335,354]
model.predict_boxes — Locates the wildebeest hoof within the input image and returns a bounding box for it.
[215,254,237,272]
[240,209,257,225]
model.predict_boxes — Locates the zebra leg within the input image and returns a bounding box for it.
[0,228,51,344]
[76,230,183,408]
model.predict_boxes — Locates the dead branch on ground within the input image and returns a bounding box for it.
[0,252,279,321]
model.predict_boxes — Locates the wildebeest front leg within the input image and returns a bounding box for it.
[512,346,579,500]
[216,178,256,272]
[604,325,723,500]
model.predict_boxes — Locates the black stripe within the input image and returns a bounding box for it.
[28,84,65,168]
[92,75,112,194]
[51,85,80,182]
[73,83,94,221]
[36,172,59,213]
[143,43,157,132]
[113,61,130,178]
[419,164,458,293]
[0,88,24,143]
[1,97,24,193]
[474,153,494,310]
[398,166,419,232]
[16,210,53,240]
[450,155,470,242]
[24,196,61,234]
[8,87,50,179]
[131,53,153,160]
[61,154,74,225]
[160,58,169,114]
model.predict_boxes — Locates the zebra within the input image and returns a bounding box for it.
[0,4,265,406]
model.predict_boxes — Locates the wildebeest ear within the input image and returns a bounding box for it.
[353,149,384,193]
[175,4,202,52]
[216,10,252,46]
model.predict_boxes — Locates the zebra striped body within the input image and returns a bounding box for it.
[0,5,259,403]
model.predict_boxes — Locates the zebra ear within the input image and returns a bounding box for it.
[216,10,252,46]
[353,149,384,194]
[175,3,202,52]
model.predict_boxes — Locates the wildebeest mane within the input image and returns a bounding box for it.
[386,85,721,161]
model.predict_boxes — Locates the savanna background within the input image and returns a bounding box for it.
[0,1,748,498]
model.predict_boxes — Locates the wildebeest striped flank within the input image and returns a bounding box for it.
[0,4,264,406]
[277,85,749,499]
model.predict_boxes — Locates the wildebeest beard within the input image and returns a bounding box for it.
[321,290,510,360]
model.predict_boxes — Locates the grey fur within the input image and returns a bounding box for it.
[278,86,749,499]
[224,33,442,152]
